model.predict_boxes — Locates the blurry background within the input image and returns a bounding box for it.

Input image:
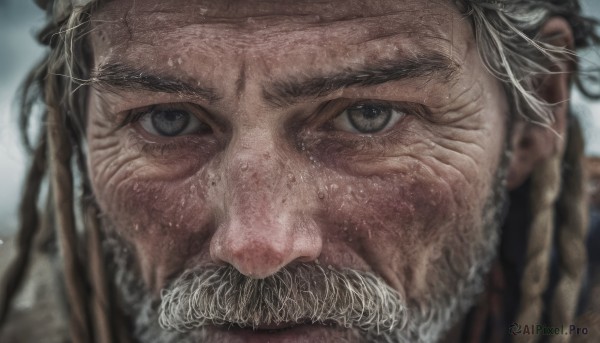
[0,0,599,236]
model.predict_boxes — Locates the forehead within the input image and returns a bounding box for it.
[91,0,469,66]
[93,0,459,28]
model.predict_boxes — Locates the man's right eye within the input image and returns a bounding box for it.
[137,106,211,137]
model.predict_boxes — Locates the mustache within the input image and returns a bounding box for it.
[158,264,407,334]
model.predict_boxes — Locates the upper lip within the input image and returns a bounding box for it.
[253,322,305,330]
[226,320,314,331]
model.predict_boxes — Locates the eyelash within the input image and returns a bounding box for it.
[118,105,155,128]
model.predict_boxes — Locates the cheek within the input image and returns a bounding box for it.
[87,123,222,288]
[323,165,466,243]
[319,157,490,299]
[92,169,218,288]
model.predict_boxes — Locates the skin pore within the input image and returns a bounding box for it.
[86,0,512,342]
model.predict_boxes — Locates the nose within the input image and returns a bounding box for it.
[209,134,322,278]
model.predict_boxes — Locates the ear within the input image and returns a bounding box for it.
[506,17,574,191]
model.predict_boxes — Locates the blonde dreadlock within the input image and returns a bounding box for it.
[550,116,589,343]
[46,71,91,343]
[0,1,599,343]
[515,144,565,342]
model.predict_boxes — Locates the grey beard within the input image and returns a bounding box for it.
[106,157,508,343]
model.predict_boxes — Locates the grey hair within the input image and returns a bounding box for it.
[464,0,599,125]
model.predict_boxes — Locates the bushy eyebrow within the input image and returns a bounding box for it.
[90,52,457,108]
[90,63,221,103]
[262,52,458,107]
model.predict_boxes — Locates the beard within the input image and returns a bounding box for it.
[104,155,509,343]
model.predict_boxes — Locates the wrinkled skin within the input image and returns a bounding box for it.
[87,0,510,342]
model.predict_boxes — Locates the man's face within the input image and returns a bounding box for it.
[87,0,509,341]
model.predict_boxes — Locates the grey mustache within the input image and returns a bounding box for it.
[158,264,407,334]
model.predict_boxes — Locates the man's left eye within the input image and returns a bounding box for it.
[331,103,406,134]
[139,108,208,137]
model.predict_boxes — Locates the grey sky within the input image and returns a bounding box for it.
[0,0,45,234]
[0,1,599,235]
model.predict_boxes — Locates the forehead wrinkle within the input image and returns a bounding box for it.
[235,60,247,97]
[92,20,459,71]
[93,0,457,23]
[89,0,470,105]
[91,1,458,50]
[94,18,446,45]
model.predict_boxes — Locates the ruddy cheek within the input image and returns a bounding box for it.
[323,172,463,240]
[87,132,219,240]
[94,171,217,287]
[88,141,214,241]
[317,166,478,295]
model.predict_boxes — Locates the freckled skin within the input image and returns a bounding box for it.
[87,0,509,341]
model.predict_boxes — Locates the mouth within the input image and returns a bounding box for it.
[212,321,342,342]
[222,319,325,332]
[249,322,309,332]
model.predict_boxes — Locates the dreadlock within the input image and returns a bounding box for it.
[463,2,599,341]
[0,2,128,342]
[0,1,598,343]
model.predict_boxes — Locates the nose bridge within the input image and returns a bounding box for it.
[227,130,283,205]
[210,128,322,278]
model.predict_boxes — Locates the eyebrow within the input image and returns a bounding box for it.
[91,63,220,103]
[262,52,458,107]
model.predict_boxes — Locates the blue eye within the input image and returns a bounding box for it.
[151,110,190,136]
[332,103,406,134]
[139,107,208,137]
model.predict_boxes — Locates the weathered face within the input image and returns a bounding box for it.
[87,0,509,342]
